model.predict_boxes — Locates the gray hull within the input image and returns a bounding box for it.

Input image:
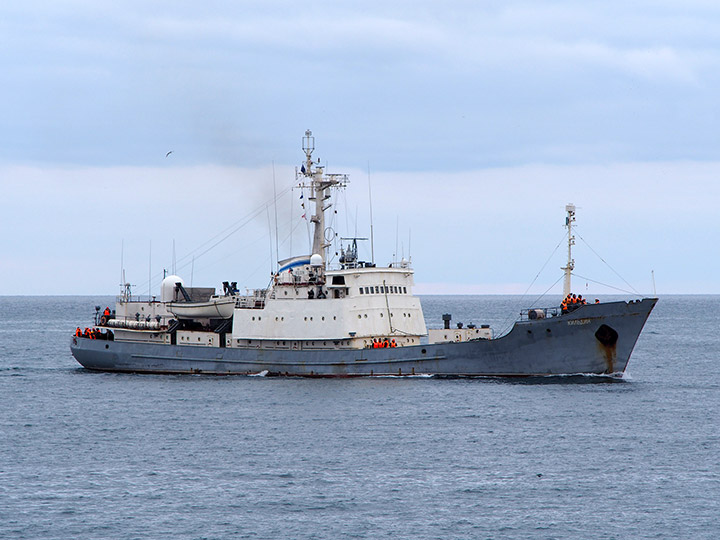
[70,299,656,377]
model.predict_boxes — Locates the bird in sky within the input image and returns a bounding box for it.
[165,151,173,158]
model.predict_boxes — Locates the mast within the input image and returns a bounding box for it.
[561,203,576,297]
[299,130,348,266]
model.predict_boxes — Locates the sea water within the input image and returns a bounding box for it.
[1,295,718,540]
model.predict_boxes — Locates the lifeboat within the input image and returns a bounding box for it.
[166,296,236,319]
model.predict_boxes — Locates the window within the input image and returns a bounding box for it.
[359,288,364,294]
[375,286,379,294]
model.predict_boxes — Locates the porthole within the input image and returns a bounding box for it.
[333,316,336,320]
[322,316,325,321]
[252,316,255,321]
[304,317,308,321]
[364,314,368,318]
[380,313,384,317]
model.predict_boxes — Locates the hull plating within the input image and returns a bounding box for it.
[70,299,656,377]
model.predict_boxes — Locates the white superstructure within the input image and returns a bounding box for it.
[104,131,428,350]
[227,131,427,349]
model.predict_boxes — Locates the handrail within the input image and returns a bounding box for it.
[519,306,562,321]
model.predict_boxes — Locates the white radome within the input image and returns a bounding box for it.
[310,253,323,267]
[161,275,184,302]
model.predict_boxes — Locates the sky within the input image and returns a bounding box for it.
[1,0,719,296]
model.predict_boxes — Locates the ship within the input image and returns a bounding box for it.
[70,130,657,377]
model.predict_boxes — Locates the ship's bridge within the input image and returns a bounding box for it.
[231,264,426,347]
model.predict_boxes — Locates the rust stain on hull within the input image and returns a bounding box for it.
[597,342,617,373]
[594,324,619,373]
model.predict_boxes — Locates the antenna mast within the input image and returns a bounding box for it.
[561,203,576,297]
[368,162,375,265]
[299,130,348,265]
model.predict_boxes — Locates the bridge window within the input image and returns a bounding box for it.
[359,288,364,294]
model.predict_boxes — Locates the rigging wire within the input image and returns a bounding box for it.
[190,198,308,284]
[529,274,565,308]
[575,232,641,295]
[571,273,640,295]
[135,182,295,296]
[495,232,567,336]
[173,183,295,269]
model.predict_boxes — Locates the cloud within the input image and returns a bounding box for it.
[3,1,720,169]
